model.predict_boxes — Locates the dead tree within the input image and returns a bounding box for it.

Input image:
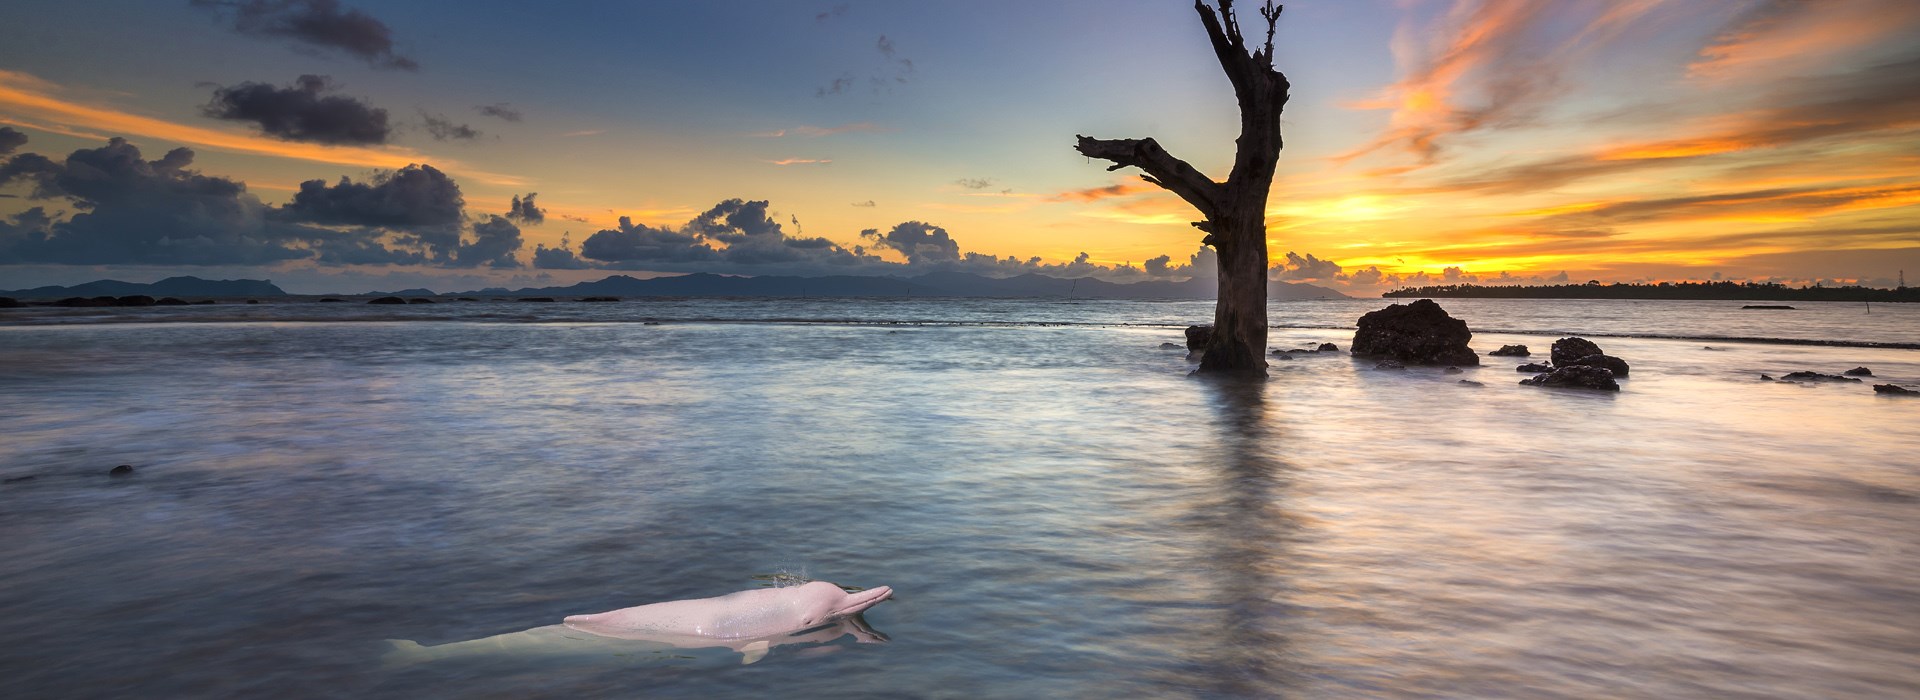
[1076,0,1288,375]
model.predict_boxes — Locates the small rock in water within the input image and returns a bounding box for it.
[406,298,435,304]
[520,297,557,303]
[155,297,189,306]
[1375,359,1406,370]
[1488,344,1530,357]
[1516,362,1553,373]
[1458,380,1484,386]
[1742,304,1794,309]
[1444,366,1463,374]
[1782,371,1861,383]
[1185,324,1213,351]
[109,465,135,477]
[1351,299,1480,366]
[1567,353,1630,378]
[578,296,621,302]
[1843,367,1873,376]
[1273,353,1294,360]
[0,296,23,308]
[1520,365,1620,391]
[368,296,406,305]
[1759,374,1774,381]
[1550,337,1603,366]
[1873,384,1918,395]
[1703,346,1724,351]
[1318,343,1338,352]
[1160,342,1184,350]
[246,299,260,304]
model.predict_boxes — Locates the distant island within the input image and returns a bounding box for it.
[1383,281,1918,303]
[5,272,1349,301]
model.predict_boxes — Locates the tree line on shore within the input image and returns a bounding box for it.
[1383,280,1917,302]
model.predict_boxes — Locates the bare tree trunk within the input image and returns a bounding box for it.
[1076,0,1289,376]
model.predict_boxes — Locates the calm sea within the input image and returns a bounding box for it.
[2,298,1916,698]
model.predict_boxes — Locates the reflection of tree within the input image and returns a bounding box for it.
[1196,376,1298,695]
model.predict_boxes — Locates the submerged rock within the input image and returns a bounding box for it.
[1272,353,1294,360]
[0,297,22,308]
[1444,366,1463,374]
[109,465,135,477]
[1489,344,1530,357]
[1844,367,1873,377]
[1350,299,1479,366]
[54,296,117,307]
[1458,380,1484,386]
[1159,342,1184,350]
[115,295,156,307]
[579,296,621,302]
[1318,343,1338,352]
[1782,371,1861,383]
[521,297,557,303]
[318,298,345,303]
[1550,337,1604,366]
[1567,353,1631,378]
[1874,384,1918,395]
[193,299,217,305]
[1520,365,1620,391]
[407,297,435,304]
[1375,359,1406,370]
[155,297,189,306]
[1516,362,1553,373]
[456,297,479,302]
[1185,324,1213,351]
[368,296,407,305]
[1759,374,1774,381]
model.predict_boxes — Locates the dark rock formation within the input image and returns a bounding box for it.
[0,297,25,308]
[1874,384,1918,395]
[1185,324,1213,351]
[521,297,557,303]
[114,295,155,306]
[1444,366,1463,374]
[1489,344,1530,357]
[406,298,435,304]
[1567,354,1631,378]
[54,296,117,307]
[456,297,479,302]
[1844,367,1873,376]
[1375,359,1405,370]
[245,299,260,304]
[1272,353,1293,360]
[1520,365,1619,391]
[368,296,407,305]
[109,465,135,477]
[318,298,345,303]
[1458,379,1484,386]
[579,296,621,302]
[1317,343,1338,352]
[1550,337,1603,366]
[1160,342,1185,350]
[1760,374,1774,381]
[1516,362,1553,373]
[155,297,189,306]
[1351,299,1479,366]
[1782,371,1861,383]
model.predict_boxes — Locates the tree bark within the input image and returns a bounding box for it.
[1075,0,1289,376]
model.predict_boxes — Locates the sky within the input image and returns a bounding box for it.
[1,0,1917,295]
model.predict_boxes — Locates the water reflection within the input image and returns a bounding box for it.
[1193,376,1298,696]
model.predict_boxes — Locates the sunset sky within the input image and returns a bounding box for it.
[2,0,1917,294]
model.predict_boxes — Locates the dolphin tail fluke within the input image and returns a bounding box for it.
[739,640,771,665]
[381,639,429,668]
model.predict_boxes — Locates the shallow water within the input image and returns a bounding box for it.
[2,299,1917,698]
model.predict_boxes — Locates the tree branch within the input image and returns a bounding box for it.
[1074,135,1223,219]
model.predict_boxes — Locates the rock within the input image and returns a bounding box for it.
[1874,384,1918,395]
[245,299,260,304]
[1759,374,1774,381]
[1350,299,1480,366]
[318,298,345,303]
[114,295,156,307]
[1273,353,1294,360]
[456,297,479,302]
[1160,342,1184,350]
[1458,380,1484,386]
[1550,337,1604,366]
[0,296,22,308]
[109,465,135,477]
[520,297,557,303]
[1185,324,1213,351]
[1516,362,1553,373]
[579,296,621,302]
[1742,305,1794,309]
[1286,348,1314,354]
[1703,346,1724,351]
[155,297,189,306]
[407,297,436,304]
[1520,365,1620,391]
[1444,366,1463,374]
[193,299,217,305]
[1375,359,1405,370]
[1782,371,1861,383]
[368,296,407,305]
[1318,343,1338,352]
[1566,353,1630,378]
[642,321,662,325]
[1843,367,1873,376]
[54,296,117,307]
[1488,344,1530,357]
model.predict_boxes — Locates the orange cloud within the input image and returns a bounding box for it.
[1048,181,1155,203]
[765,158,832,165]
[0,70,526,186]
[1689,0,1920,83]
[749,122,881,138]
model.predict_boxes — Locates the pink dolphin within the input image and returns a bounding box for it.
[564,581,894,641]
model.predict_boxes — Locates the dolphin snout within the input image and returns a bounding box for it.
[836,586,893,616]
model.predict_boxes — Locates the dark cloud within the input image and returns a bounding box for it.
[476,103,522,122]
[420,112,479,141]
[275,164,464,260]
[579,216,717,264]
[1271,251,1342,281]
[532,235,592,270]
[862,221,959,264]
[192,0,418,70]
[817,74,854,98]
[456,215,523,268]
[0,126,26,156]
[204,74,390,145]
[687,199,781,242]
[955,177,995,190]
[0,137,305,265]
[507,193,545,224]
